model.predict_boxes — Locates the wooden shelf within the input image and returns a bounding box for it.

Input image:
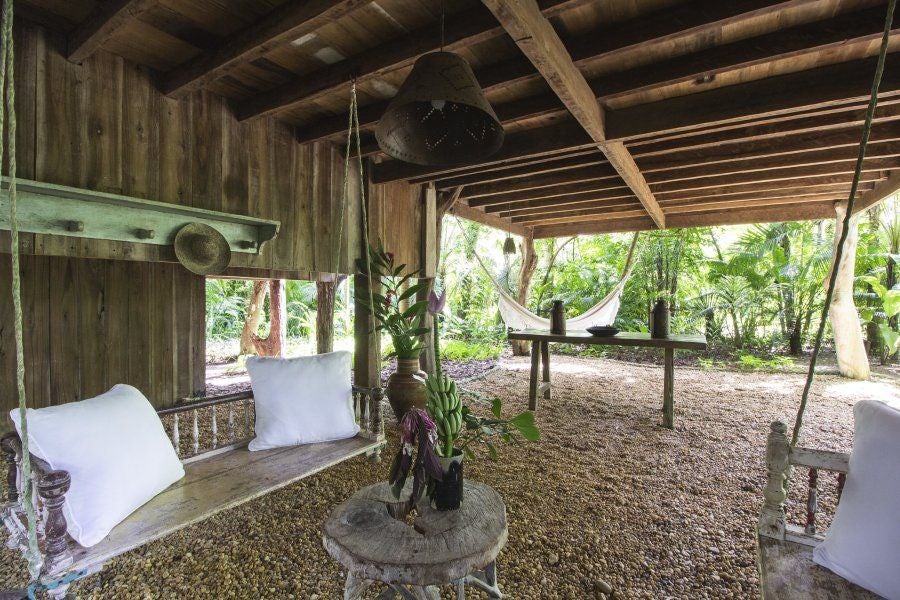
[0,178,280,254]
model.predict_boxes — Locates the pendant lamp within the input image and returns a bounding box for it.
[503,233,517,255]
[376,51,504,165]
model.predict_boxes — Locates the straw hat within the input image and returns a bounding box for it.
[174,223,231,275]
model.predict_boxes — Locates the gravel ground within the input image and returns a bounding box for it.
[1,355,897,599]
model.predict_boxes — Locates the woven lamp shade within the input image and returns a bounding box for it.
[376,51,504,166]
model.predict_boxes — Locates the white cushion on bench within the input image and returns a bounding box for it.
[813,399,900,600]
[9,384,184,548]
[246,351,359,451]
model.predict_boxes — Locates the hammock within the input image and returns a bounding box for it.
[457,219,640,330]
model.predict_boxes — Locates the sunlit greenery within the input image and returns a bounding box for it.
[205,196,900,366]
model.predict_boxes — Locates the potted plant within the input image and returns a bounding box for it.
[414,290,539,510]
[357,245,430,419]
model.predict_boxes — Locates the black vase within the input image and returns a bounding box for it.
[550,300,566,334]
[650,299,670,338]
[431,450,464,510]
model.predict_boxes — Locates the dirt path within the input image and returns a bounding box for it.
[1,357,895,599]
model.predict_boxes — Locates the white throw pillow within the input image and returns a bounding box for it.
[9,384,184,548]
[813,399,900,600]
[246,351,359,451]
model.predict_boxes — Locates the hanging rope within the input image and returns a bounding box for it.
[791,0,897,446]
[0,0,43,582]
[339,80,377,336]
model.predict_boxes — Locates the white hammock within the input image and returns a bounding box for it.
[462,226,640,330]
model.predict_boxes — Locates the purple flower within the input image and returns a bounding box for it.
[427,290,447,315]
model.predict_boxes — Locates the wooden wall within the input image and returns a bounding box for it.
[0,21,427,419]
[7,21,362,277]
[0,256,204,416]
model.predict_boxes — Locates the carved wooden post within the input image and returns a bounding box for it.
[759,421,790,539]
[192,409,200,455]
[171,413,181,457]
[1,433,20,503]
[805,468,818,535]
[38,470,72,575]
[228,404,236,443]
[211,406,218,449]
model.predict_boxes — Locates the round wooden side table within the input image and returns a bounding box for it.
[323,480,508,599]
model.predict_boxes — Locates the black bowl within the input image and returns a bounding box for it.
[587,326,619,337]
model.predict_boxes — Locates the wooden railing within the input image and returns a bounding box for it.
[758,421,850,546]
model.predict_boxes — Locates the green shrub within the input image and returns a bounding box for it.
[737,354,794,371]
[441,339,502,361]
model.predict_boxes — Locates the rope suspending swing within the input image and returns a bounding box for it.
[0,0,43,587]
[791,0,897,446]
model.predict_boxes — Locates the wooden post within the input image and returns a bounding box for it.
[758,421,790,540]
[354,273,381,388]
[419,185,439,375]
[540,341,551,401]
[662,348,674,428]
[529,341,540,410]
[38,470,73,575]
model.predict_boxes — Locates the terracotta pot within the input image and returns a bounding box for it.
[385,357,427,420]
[431,449,464,511]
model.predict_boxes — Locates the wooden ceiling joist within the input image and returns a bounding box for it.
[66,0,156,63]
[160,0,373,97]
[530,200,839,238]
[449,203,529,237]
[853,171,900,214]
[481,0,665,228]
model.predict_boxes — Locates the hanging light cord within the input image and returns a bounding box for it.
[439,0,445,51]
[791,0,896,446]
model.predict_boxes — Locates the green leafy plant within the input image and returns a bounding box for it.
[858,275,900,356]
[458,398,540,460]
[356,244,430,359]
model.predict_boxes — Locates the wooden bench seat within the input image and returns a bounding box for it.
[2,386,386,597]
[758,535,881,600]
[66,434,382,575]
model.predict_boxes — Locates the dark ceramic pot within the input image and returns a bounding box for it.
[431,449,464,511]
[385,357,427,420]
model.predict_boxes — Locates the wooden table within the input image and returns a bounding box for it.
[507,329,707,428]
[323,480,507,599]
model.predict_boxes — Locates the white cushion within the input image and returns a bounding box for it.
[813,399,900,599]
[246,351,359,451]
[9,384,184,548]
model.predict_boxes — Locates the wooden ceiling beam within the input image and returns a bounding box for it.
[502,198,642,219]
[448,203,529,237]
[296,0,875,145]
[607,54,900,142]
[853,171,900,214]
[651,159,897,195]
[160,0,373,97]
[451,127,900,194]
[469,180,632,208]
[531,200,839,238]
[462,164,620,200]
[373,98,900,186]
[655,173,885,202]
[481,0,665,228]
[436,151,606,190]
[514,208,650,226]
[66,0,157,63]
[493,191,639,215]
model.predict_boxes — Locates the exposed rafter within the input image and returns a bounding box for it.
[161,0,374,97]
[853,171,900,214]
[449,203,529,237]
[481,0,665,228]
[67,0,157,63]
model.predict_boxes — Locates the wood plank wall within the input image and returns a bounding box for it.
[0,21,427,419]
[6,21,367,276]
[0,256,204,416]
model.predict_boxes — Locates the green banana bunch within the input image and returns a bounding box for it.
[425,373,462,456]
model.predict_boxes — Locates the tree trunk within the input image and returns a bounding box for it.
[317,275,347,354]
[240,279,286,357]
[829,205,869,379]
[512,235,538,356]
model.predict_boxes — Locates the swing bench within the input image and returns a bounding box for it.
[755,421,880,600]
[1,387,385,596]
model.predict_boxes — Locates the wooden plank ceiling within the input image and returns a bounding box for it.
[19,0,900,238]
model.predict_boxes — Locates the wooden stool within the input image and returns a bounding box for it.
[323,480,507,599]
